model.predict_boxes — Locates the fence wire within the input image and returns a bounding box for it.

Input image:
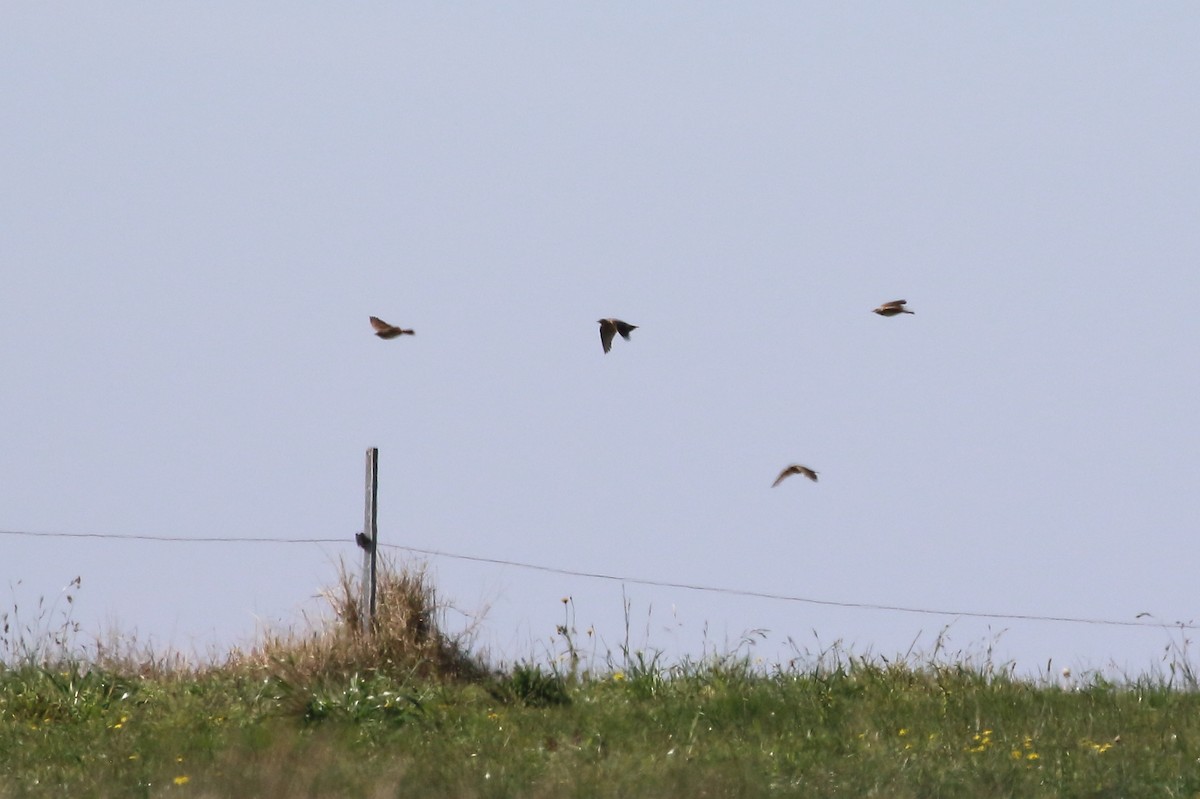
[1,528,1191,631]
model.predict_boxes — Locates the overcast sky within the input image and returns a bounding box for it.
[4,4,1199,676]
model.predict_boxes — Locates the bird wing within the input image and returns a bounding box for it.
[614,320,637,339]
[369,316,394,333]
[599,321,615,353]
[881,300,907,308]
[774,465,818,486]
[772,466,796,487]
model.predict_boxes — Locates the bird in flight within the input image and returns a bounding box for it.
[873,299,914,317]
[772,464,819,487]
[598,318,638,353]
[369,316,415,339]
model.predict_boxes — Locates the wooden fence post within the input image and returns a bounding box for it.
[361,447,379,632]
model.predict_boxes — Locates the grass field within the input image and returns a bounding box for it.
[3,565,1199,798]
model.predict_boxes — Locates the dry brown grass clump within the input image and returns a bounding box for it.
[231,556,487,687]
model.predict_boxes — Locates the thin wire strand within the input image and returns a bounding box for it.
[0,529,343,544]
[1,528,1190,630]
[381,542,1186,630]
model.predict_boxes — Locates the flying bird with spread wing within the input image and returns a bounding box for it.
[873,299,914,317]
[598,318,637,353]
[772,464,819,487]
[369,316,415,339]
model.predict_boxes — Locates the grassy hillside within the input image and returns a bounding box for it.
[3,565,1199,798]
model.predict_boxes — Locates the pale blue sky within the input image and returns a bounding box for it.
[3,4,1199,675]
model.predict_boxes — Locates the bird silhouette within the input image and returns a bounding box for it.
[369,316,415,339]
[772,464,819,487]
[598,318,637,353]
[873,299,914,317]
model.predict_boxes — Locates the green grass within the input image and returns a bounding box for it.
[3,567,1200,798]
